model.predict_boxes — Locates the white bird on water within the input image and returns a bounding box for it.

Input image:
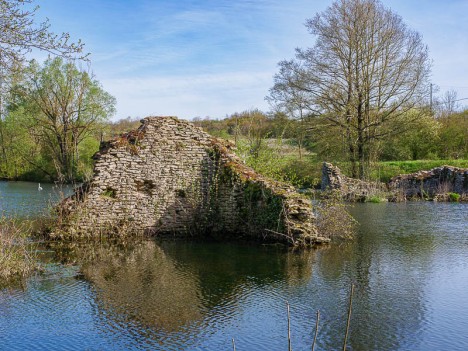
[38,183,43,191]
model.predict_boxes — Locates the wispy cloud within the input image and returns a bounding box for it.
[35,0,468,119]
[103,70,273,119]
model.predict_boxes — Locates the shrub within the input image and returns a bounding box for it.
[315,191,357,240]
[448,192,461,202]
[366,195,384,203]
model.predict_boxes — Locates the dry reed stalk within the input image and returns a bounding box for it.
[0,217,39,280]
[287,301,292,351]
[312,310,320,351]
[342,284,355,351]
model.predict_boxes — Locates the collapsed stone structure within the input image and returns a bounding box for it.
[389,166,468,200]
[58,117,326,246]
[322,162,468,201]
[321,162,386,201]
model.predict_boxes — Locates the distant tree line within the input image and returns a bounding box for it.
[193,106,468,182]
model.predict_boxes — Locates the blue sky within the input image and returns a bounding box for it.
[33,0,468,120]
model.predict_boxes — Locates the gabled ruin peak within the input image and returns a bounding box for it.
[57,116,325,246]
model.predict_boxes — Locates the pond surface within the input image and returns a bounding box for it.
[0,181,75,217]
[1,185,468,350]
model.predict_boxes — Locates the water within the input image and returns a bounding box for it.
[0,181,75,217]
[1,188,468,350]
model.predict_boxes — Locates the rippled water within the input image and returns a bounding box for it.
[1,194,468,350]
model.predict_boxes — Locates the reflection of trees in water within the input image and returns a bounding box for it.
[42,204,465,350]
[158,242,317,305]
[313,204,437,351]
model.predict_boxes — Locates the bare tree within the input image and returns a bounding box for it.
[0,0,86,73]
[269,0,430,178]
[267,79,310,160]
[439,89,460,118]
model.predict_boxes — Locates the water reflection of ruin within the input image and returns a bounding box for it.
[48,206,437,351]
[50,240,317,333]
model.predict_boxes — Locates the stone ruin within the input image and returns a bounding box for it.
[321,162,386,201]
[321,162,468,201]
[57,116,328,246]
[389,166,468,200]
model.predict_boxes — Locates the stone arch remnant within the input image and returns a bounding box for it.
[57,117,326,246]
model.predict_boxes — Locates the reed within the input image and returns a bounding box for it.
[312,310,320,351]
[0,216,41,280]
[342,284,355,351]
[287,301,292,351]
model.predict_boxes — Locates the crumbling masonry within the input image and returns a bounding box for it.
[58,117,326,245]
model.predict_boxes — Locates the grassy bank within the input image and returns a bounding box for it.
[0,217,41,281]
[236,138,468,187]
[369,160,468,183]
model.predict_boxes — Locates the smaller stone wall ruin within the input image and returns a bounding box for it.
[389,166,468,200]
[57,117,327,246]
[321,162,386,201]
[321,162,468,201]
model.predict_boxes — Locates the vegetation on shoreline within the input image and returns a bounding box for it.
[0,217,41,281]
[193,110,468,188]
[369,160,468,183]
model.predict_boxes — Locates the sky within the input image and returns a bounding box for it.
[32,0,468,121]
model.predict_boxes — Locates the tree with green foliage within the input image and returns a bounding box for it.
[379,110,440,161]
[10,57,115,182]
[0,0,87,180]
[438,110,468,159]
[269,0,431,179]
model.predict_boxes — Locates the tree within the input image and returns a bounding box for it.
[269,0,430,179]
[438,110,468,159]
[267,84,310,160]
[0,0,86,178]
[12,57,115,182]
[379,110,440,161]
[0,0,86,114]
[438,89,460,118]
[0,0,85,72]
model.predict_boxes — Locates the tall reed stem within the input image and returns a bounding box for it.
[312,310,320,351]
[342,284,355,351]
[287,301,292,351]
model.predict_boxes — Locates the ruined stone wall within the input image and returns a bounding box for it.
[321,162,468,201]
[321,162,386,201]
[59,117,325,245]
[389,166,468,199]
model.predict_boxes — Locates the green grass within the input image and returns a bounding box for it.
[230,137,468,187]
[371,160,468,183]
[366,195,385,203]
[235,138,322,188]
